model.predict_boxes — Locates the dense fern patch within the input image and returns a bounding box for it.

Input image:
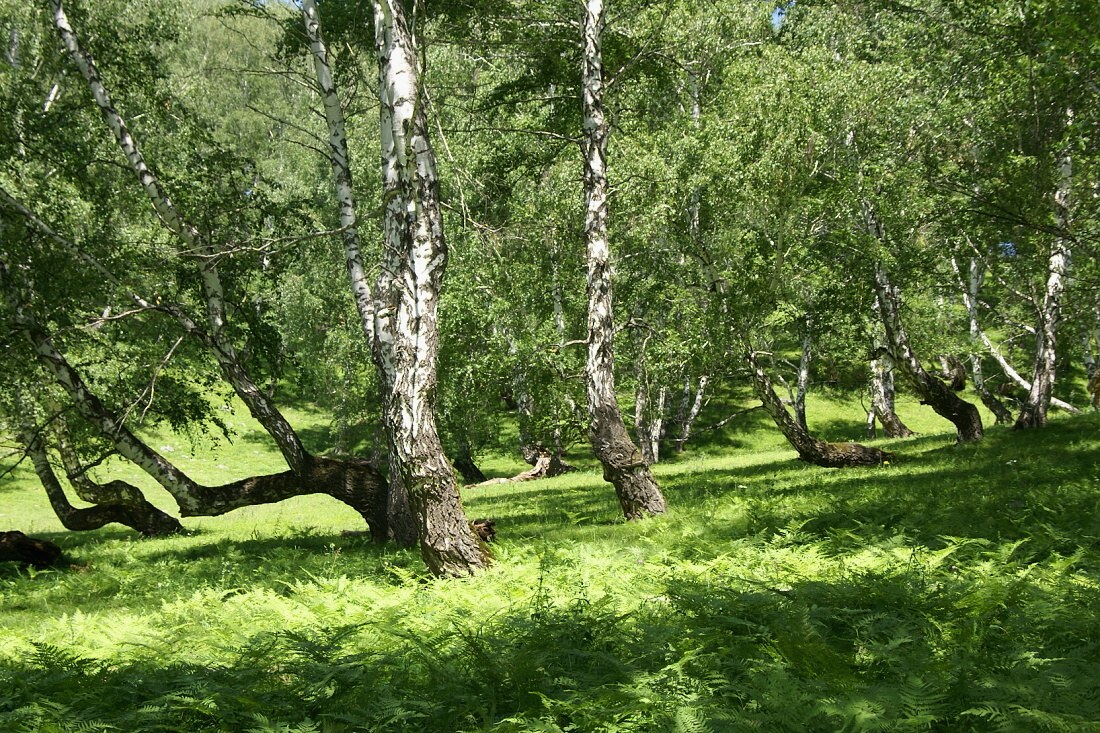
[2,410,1099,731]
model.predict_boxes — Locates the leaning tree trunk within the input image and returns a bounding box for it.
[453,441,488,484]
[747,350,891,468]
[50,0,309,477]
[867,295,914,438]
[370,0,488,575]
[872,264,984,443]
[869,353,915,437]
[1,270,390,538]
[580,0,666,519]
[301,0,416,545]
[1016,140,1073,429]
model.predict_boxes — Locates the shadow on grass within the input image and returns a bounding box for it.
[667,418,1100,566]
[3,554,1099,732]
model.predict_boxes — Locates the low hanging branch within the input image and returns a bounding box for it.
[0,263,389,538]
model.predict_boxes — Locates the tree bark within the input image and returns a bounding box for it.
[872,264,984,443]
[453,441,488,484]
[1015,141,1073,429]
[632,328,665,464]
[634,381,665,465]
[869,352,914,438]
[672,376,708,453]
[793,326,812,433]
[748,350,891,468]
[301,0,417,548]
[580,0,666,519]
[370,0,489,575]
[19,426,183,537]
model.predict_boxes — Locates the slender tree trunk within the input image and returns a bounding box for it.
[869,355,902,436]
[1016,141,1073,429]
[301,0,416,546]
[953,257,1013,424]
[673,376,708,452]
[633,380,666,466]
[370,0,488,575]
[632,329,665,464]
[869,352,914,438]
[872,263,984,443]
[747,350,891,467]
[794,322,812,432]
[580,0,666,519]
[453,441,487,484]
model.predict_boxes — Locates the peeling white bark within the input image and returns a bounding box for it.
[369,0,487,574]
[301,0,375,344]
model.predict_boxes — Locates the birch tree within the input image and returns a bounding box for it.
[579,0,665,519]
[302,0,488,575]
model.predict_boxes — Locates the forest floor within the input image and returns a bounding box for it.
[2,394,1099,732]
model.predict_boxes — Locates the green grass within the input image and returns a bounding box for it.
[1,395,1099,732]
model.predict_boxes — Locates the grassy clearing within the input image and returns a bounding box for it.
[1,395,1099,732]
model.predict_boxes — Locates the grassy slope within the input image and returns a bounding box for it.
[1,393,1098,732]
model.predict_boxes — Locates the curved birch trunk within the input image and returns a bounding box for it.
[748,351,891,468]
[370,0,488,575]
[869,354,915,438]
[1016,142,1073,429]
[872,264,984,443]
[581,0,666,519]
[1,266,389,536]
[19,426,183,536]
[50,0,308,476]
[867,294,914,438]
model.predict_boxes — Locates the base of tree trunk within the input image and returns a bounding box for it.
[453,453,488,484]
[0,531,63,568]
[799,441,893,468]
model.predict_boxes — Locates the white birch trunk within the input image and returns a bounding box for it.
[371,0,488,575]
[301,0,416,544]
[674,376,708,452]
[1016,141,1073,429]
[581,0,665,518]
[301,0,375,343]
[873,262,984,443]
[794,325,812,432]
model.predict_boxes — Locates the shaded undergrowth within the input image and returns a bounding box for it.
[1,410,1099,731]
